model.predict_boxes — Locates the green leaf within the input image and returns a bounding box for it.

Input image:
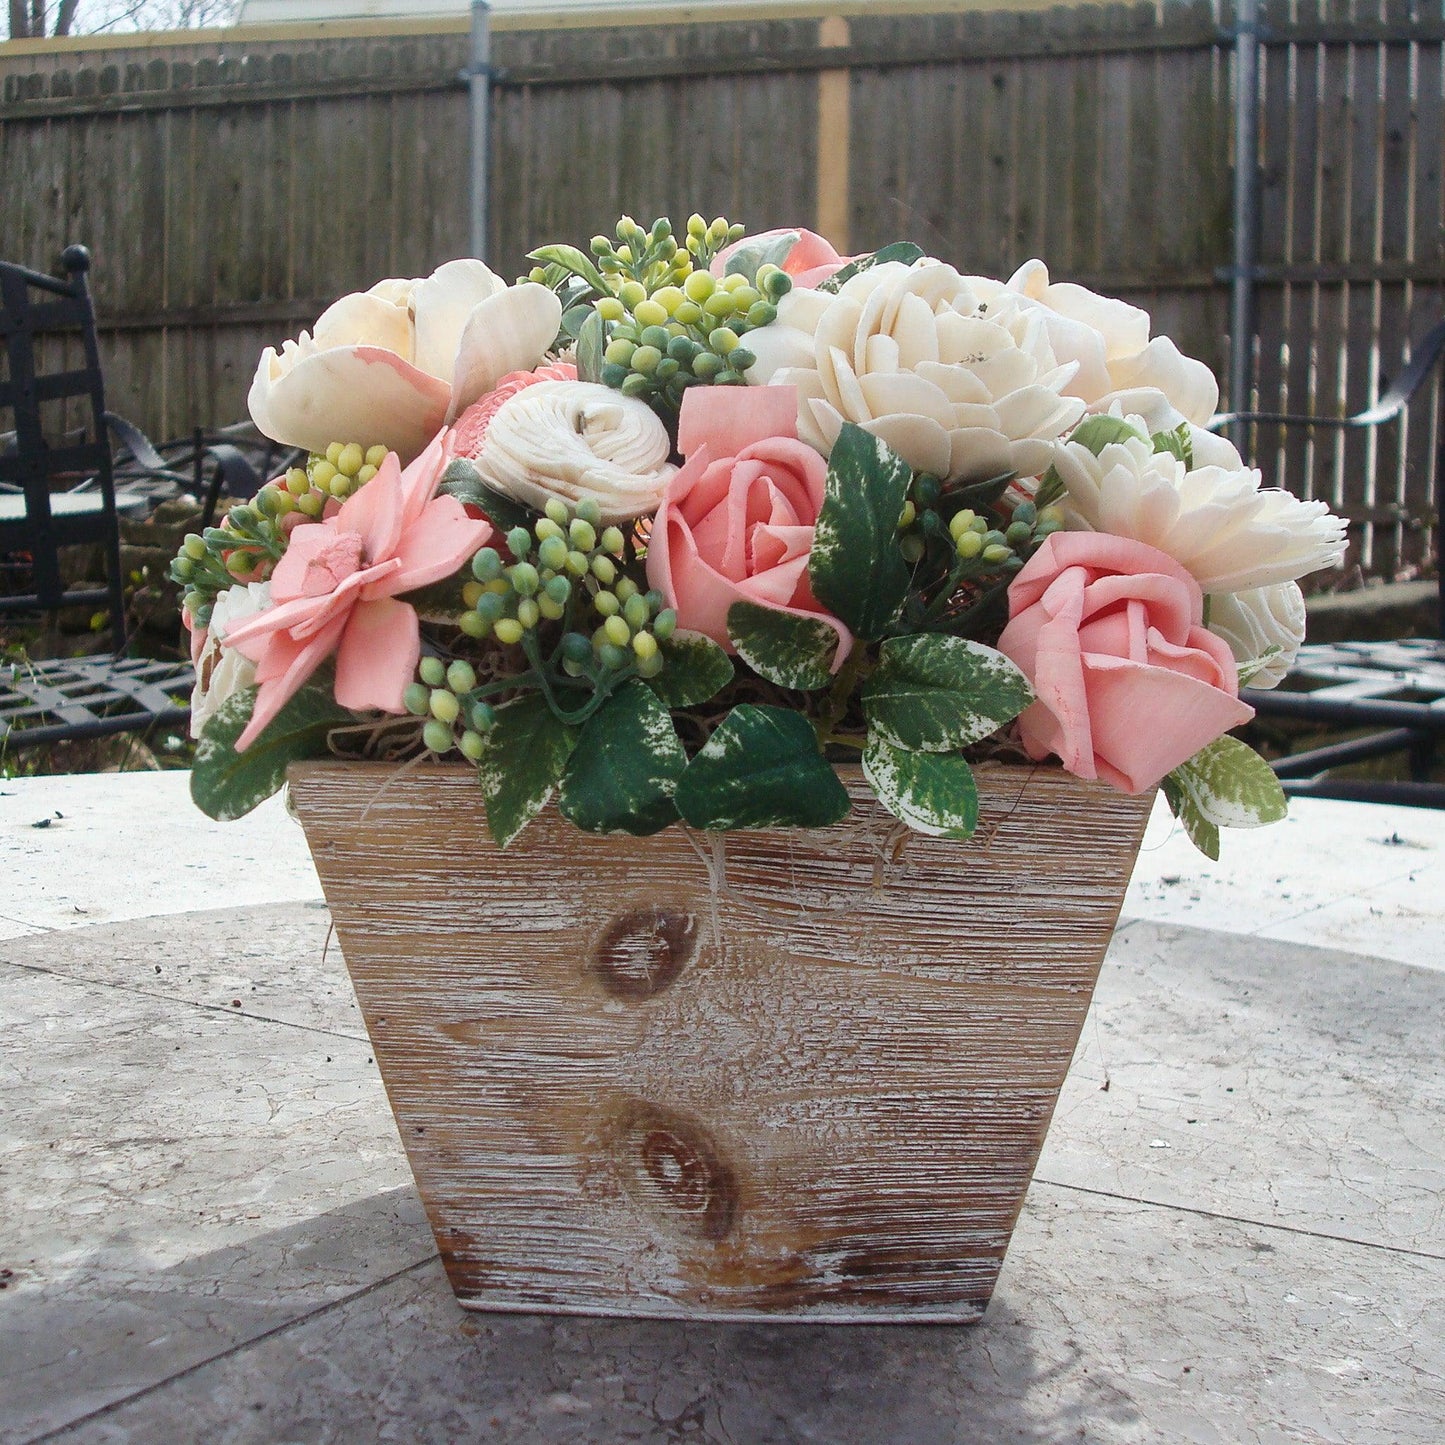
[861,735,979,838]
[862,634,1033,751]
[439,457,538,534]
[560,302,593,341]
[474,693,580,849]
[675,704,850,830]
[726,600,839,691]
[1235,646,1284,689]
[1151,421,1193,468]
[191,682,352,822]
[817,241,926,293]
[558,681,685,835]
[1069,413,1148,456]
[647,630,734,708]
[722,230,800,283]
[575,308,605,384]
[526,243,609,298]
[946,470,1014,512]
[1162,773,1221,861]
[1169,735,1289,831]
[808,422,913,640]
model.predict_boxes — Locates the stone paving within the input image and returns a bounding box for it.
[2,773,1442,1444]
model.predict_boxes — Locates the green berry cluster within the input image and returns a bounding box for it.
[946,499,1064,568]
[278,442,388,519]
[455,496,629,644]
[404,656,497,761]
[171,499,288,627]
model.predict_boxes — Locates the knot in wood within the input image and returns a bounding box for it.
[589,906,699,1002]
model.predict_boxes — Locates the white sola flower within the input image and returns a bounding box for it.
[1207,582,1307,689]
[1053,417,1348,593]
[473,380,676,523]
[745,260,1085,483]
[190,580,272,738]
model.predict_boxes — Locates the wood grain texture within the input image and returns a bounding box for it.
[287,761,1152,1323]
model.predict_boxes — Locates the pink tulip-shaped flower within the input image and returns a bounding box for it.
[222,436,493,751]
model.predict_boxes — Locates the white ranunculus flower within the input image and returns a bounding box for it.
[1054,416,1348,593]
[474,381,676,523]
[190,581,273,738]
[746,260,1085,482]
[1207,582,1307,689]
[977,260,1220,430]
[248,260,562,463]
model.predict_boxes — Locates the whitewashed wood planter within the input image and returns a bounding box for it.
[288,761,1152,1324]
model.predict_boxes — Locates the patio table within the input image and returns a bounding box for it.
[2,771,1442,1444]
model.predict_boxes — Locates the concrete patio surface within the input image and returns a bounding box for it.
[2,771,1442,1444]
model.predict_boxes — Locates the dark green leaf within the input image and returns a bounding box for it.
[862,634,1033,751]
[575,309,605,384]
[808,422,912,640]
[559,681,685,835]
[861,735,979,838]
[439,457,538,534]
[526,243,610,298]
[723,230,801,283]
[675,704,850,830]
[1162,773,1220,861]
[191,682,352,822]
[475,693,580,848]
[817,241,926,293]
[1151,422,1193,468]
[647,630,734,708]
[726,601,839,691]
[946,471,1014,511]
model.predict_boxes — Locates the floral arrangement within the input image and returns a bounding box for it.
[173,216,1346,858]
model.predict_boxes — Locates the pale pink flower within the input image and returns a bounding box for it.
[222,436,492,751]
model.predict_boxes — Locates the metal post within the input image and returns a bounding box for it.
[468,1,492,262]
[1229,0,1260,445]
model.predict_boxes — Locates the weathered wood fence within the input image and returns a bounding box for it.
[1,0,1441,581]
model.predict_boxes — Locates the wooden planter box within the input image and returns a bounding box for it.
[288,761,1152,1324]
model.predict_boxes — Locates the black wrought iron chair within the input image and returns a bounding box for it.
[1211,319,1445,808]
[0,246,197,753]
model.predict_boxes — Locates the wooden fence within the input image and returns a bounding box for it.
[1,0,1441,582]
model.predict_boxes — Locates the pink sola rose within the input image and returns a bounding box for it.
[996,531,1254,794]
[645,384,851,664]
[446,361,577,460]
[221,435,493,751]
[711,228,857,290]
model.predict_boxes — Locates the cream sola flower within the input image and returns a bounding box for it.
[976,260,1221,431]
[1050,417,1347,594]
[248,261,563,462]
[1206,582,1308,689]
[471,380,676,523]
[744,259,1087,483]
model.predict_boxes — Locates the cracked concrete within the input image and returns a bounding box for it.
[2,775,1443,1443]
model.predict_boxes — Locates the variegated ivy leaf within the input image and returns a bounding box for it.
[647,630,734,708]
[1069,413,1149,455]
[862,634,1033,752]
[808,423,913,641]
[1236,646,1284,689]
[474,693,579,849]
[574,309,606,384]
[817,241,926,293]
[191,682,352,822]
[722,230,800,283]
[862,735,979,838]
[558,681,685,836]
[1161,773,1220,861]
[1165,735,1288,856]
[727,600,839,691]
[439,456,537,534]
[675,704,850,830]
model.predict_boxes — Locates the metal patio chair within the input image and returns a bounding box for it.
[0,245,198,753]
[1212,320,1445,808]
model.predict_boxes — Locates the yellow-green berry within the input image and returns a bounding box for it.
[494,618,525,645]
[446,660,476,694]
[632,631,658,661]
[594,590,620,617]
[429,689,460,725]
[336,443,365,477]
[419,656,446,686]
[603,614,631,648]
[422,720,453,754]
[365,445,388,468]
[458,729,486,762]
